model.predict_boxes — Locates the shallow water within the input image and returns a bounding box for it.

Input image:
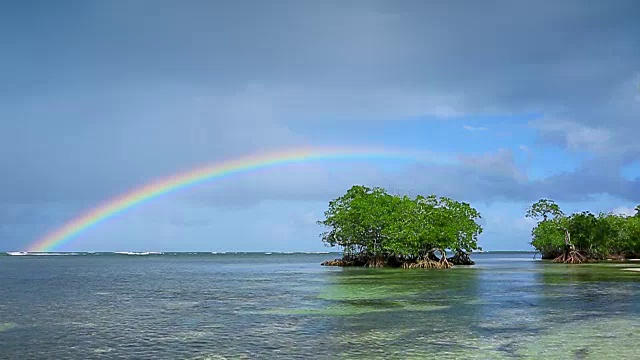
[1,252,639,359]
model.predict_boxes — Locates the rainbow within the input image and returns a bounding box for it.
[27,146,449,252]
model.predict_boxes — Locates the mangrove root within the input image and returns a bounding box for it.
[447,251,475,265]
[401,258,452,269]
[322,250,459,269]
[366,256,387,268]
[553,249,587,264]
[321,258,365,267]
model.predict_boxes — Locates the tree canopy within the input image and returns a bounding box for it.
[318,185,483,268]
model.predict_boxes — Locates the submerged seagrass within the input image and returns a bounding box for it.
[318,185,481,268]
[3,252,640,358]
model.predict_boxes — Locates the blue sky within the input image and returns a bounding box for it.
[1,0,639,251]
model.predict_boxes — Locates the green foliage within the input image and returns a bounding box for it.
[525,199,564,222]
[318,186,483,258]
[530,217,566,257]
[527,199,640,259]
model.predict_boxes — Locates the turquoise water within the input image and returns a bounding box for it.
[1,252,639,359]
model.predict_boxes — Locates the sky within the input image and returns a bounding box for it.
[1,0,639,252]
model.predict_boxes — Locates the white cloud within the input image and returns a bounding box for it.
[611,206,637,216]
[530,119,613,153]
[458,149,528,182]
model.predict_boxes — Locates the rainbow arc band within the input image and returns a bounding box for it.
[27,147,451,252]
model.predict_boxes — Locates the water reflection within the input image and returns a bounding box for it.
[317,265,502,357]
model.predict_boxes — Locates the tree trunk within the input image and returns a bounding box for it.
[553,229,586,264]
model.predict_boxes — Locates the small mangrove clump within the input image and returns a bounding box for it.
[447,250,475,265]
[527,199,640,264]
[318,185,482,269]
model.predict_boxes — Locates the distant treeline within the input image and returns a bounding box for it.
[526,199,640,263]
[318,185,482,268]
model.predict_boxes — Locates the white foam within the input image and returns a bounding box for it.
[114,252,151,256]
[5,252,79,256]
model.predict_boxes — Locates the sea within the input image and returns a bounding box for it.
[1,251,639,359]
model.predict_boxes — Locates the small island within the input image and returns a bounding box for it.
[527,199,640,263]
[317,185,483,269]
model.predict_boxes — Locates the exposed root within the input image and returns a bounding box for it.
[439,256,453,269]
[437,249,452,269]
[402,257,452,269]
[553,248,587,264]
[321,257,365,266]
[551,230,589,264]
[366,256,386,268]
[323,250,462,269]
[402,259,441,269]
[321,259,348,266]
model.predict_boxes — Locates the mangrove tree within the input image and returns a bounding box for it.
[318,185,483,268]
[527,199,640,263]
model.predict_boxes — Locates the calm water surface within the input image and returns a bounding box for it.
[1,252,639,359]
